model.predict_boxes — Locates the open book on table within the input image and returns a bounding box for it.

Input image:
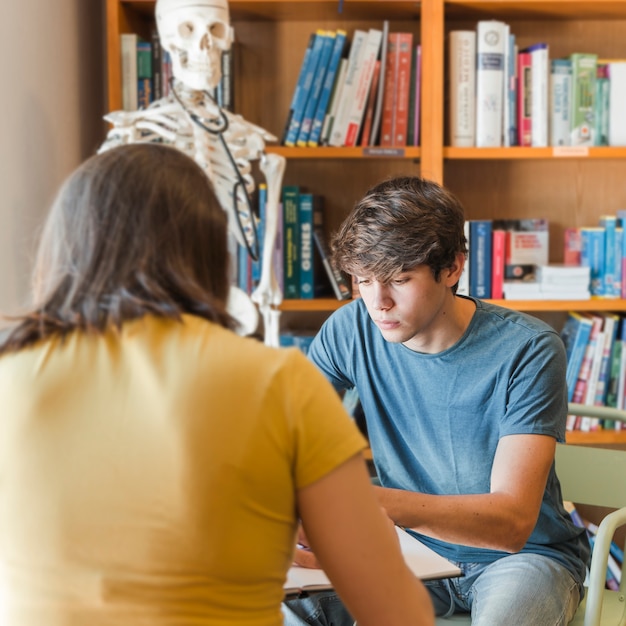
[284,525,462,597]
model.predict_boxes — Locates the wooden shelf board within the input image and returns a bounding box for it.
[279,298,626,313]
[566,430,626,445]
[267,146,421,159]
[445,0,626,20]
[444,147,626,160]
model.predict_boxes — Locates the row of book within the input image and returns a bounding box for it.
[119,31,234,111]
[448,21,626,147]
[282,24,421,149]
[561,311,626,431]
[234,187,352,302]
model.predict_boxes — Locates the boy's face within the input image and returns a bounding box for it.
[354,256,464,354]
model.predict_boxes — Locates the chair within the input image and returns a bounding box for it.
[436,403,626,626]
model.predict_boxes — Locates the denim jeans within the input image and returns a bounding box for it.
[282,553,581,626]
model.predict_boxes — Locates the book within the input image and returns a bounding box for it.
[409,44,422,146]
[342,28,383,147]
[312,209,352,301]
[281,32,318,145]
[491,228,506,299]
[492,219,549,281]
[251,184,267,287]
[392,32,414,146]
[594,313,619,410]
[328,29,370,146]
[284,526,461,597]
[457,220,470,296]
[517,49,532,147]
[380,31,400,146]
[600,215,618,297]
[475,20,507,147]
[569,52,597,146]
[359,59,381,147]
[525,42,549,147]
[607,61,626,146]
[550,58,572,146]
[469,220,493,298]
[369,20,390,148]
[572,313,603,411]
[308,30,347,147]
[561,311,594,403]
[120,33,140,111]
[563,227,581,265]
[298,192,315,298]
[504,31,517,146]
[580,227,605,297]
[320,58,349,145]
[282,186,301,299]
[297,30,337,146]
[594,62,610,146]
[500,22,511,146]
[150,29,163,101]
[216,41,236,112]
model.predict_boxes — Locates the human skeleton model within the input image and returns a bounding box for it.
[99,0,286,347]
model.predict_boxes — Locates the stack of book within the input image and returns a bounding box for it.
[282,24,421,148]
[448,21,626,147]
[503,264,591,300]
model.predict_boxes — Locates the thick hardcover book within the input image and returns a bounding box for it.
[284,526,461,597]
[517,50,532,147]
[308,30,347,147]
[120,33,139,111]
[298,192,315,298]
[343,28,383,147]
[569,52,598,146]
[312,204,351,301]
[526,42,549,147]
[328,29,369,146]
[282,186,301,299]
[550,58,572,146]
[475,20,507,147]
[297,31,336,146]
[448,30,476,147]
[469,220,493,299]
[380,31,399,146]
[281,32,317,145]
[392,32,414,146]
[607,60,626,146]
[561,311,594,403]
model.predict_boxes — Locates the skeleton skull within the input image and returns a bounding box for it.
[156,0,233,92]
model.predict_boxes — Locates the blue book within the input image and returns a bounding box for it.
[297,31,336,146]
[281,32,316,144]
[298,192,315,298]
[469,220,492,299]
[561,312,594,402]
[307,30,347,147]
[507,32,517,146]
[284,31,327,147]
[600,215,617,297]
[580,227,605,297]
[251,183,267,286]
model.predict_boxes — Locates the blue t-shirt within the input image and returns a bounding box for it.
[308,296,590,587]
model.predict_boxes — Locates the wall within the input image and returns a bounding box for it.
[0,0,106,320]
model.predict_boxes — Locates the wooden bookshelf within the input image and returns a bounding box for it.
[105,0,626,445]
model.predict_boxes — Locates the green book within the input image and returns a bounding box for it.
[282,185,300,299]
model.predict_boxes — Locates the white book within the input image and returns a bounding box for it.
[475,20,508,147]
[284,526,461,596]
[120,33,139,111]
[370,20,390,147]
[608,61,626,146]
[501,23,511,146]
[448,31,476,147]
[550,58,572,146]
[527,42,549,147]
[328,30,369,146]
[342,28,383,147]
[457,220,470,295]
[321,58,349,145]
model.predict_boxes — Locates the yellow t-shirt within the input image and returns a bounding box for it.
[0,315,366,625]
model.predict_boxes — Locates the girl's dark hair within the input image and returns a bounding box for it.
[331,176,468,288]
[0,143,235,354]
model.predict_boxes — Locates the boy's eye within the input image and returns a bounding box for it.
[356,278,371,286]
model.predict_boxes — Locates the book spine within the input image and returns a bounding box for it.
[457,220,470,296]
[281,32,317,145]
[475,20,507,147]
[343,28,383,147]
[501,23,511,146]
[298,193,315,298]
[569,52,598,146]
[580,227,605,297]
[328,29,369,146]
[359,59,381,147]
[308,30,347,147]
[563,227,581,265]
[217,44,235,112]
[491,229,506,299]
[608,61,626,146]
[282,186,300,299]
[380,32,399,146]
[448,31,477,147]
[251,184,267,286]
[369,19,390,147]
[150,29,163,100]
[594,314,618,407]
[297,31,336,146]
[469,220,493,299]
[600,215,617,297]
[120,33,139,111]
[506,33,518,146]
[517,50,532,147]
[527,42,549,147]
[412,44,422,146]
[391,32,414,147]
[594,62,609,146]
[550,58,572,146]
[563,313,593,402]
[320,58,349,146]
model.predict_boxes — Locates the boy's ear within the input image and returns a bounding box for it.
[445,252,465,286]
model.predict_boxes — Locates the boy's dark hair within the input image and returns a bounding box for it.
[331,176,468,288]
[1,143,235,354]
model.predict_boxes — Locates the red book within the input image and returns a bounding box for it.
[360,60,381,146]
[380,33,399,146]
[393,32,414,146]
[491,229,506,299]
[563,227,582,265]
[517,50,532,146]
